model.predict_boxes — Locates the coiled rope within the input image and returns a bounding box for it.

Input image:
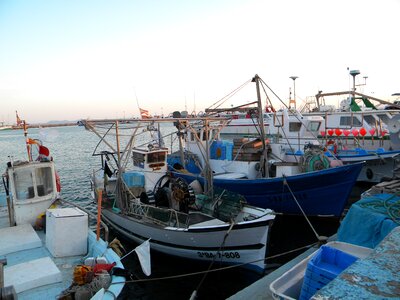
[358,193,400,225]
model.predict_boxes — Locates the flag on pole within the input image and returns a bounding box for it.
[134,239,151,276]
[16,111,23,126]
[139,108,152,119]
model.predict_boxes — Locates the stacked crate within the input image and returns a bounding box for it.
[232,138,268,161]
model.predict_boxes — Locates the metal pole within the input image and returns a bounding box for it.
[253,74,268,177]
[290,76,298,110]
[0,258,6,288]
[115,121,121,167]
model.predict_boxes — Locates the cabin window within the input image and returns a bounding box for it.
[363,115,376,126]
[132,152,145,168]
[307,121,321,132]
[147,152,166,164]
[35,167,54,196]
[13,169,34,200]
[339,116,362,127]
[191,131,200,141]
[210,129,218,141]
[377,114,389,125]
[289,122,301,132]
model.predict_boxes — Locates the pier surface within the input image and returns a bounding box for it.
[312,226,400,299]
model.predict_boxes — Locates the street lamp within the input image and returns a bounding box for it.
[289,76,298,109]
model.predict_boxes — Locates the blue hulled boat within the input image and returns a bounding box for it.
[168,75,363,218]
[170,161,363,217]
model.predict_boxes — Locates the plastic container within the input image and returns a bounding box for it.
[46,208,88,257]
[299,245,358,300]
[84,257,108,267]
[122,171,145,188]
[224,140,234,160]
[210,140,234,160]
[269,241,372,300]
[210,141,226,160]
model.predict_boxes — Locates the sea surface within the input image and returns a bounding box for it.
[0,125,371,299]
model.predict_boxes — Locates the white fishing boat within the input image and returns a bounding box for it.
[0,124,125,300]
[211,73,400,184]
[84,119,276,274]
[0,124,12,130]
[300,70,400,151]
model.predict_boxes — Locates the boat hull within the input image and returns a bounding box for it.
[171,162,364,217]
[102,208,274,273]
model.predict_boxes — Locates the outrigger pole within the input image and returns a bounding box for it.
[252,74,269,178]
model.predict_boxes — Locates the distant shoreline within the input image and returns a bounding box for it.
[7,122,78,130]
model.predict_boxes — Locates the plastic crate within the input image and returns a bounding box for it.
[210,141,226,160]
[224,140,234,160]
[122,171,145,188]
[299,245,358,300]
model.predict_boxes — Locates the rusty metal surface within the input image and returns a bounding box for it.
[312,226,400,299]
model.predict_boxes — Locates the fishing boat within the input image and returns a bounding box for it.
[0,123,12,130]
[300,70,400,151]
[83,119,276,274]
[285,146,400,183]
[203,72,400,184]
[168,75,364,217]
[0,123,125,299]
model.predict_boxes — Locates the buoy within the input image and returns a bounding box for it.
[330,159,344,167]
[335,128,342,136]
[343,130,350,137]
[327,129,334,136]
[359,128,367,136]
[351,129,359,136]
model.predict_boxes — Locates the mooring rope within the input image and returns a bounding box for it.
[107,241,319,286]
[282,175,327,243]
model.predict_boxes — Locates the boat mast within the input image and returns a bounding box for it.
[115,120,121,166]
[23,121,31,161]
[204,118,213,196]
[253,74,269,177]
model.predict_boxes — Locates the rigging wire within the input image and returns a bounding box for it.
[258,77,339,160]
[206,79,252,112]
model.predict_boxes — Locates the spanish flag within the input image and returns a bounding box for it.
[139,108,152,119]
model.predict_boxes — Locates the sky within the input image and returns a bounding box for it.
[0,0,399,123]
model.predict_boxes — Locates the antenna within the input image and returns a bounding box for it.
[193,90,196,114]
[349,70,360,100]
[289,76,298,109]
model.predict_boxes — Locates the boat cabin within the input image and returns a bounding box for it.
[4,161,58,226]
[131,147,169,192]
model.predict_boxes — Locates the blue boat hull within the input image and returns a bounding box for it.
[170,162,364,217]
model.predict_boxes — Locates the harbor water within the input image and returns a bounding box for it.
[0,126,372,299]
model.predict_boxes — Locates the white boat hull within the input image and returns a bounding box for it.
[102,207,274,273]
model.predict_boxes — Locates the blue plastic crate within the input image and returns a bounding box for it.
[224,140,234,160]
[299,246,358,299]
[210,141,226,160]
[299,280,320,300]
[122,171,145,188]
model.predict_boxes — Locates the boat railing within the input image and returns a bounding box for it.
[128,202,190,228]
